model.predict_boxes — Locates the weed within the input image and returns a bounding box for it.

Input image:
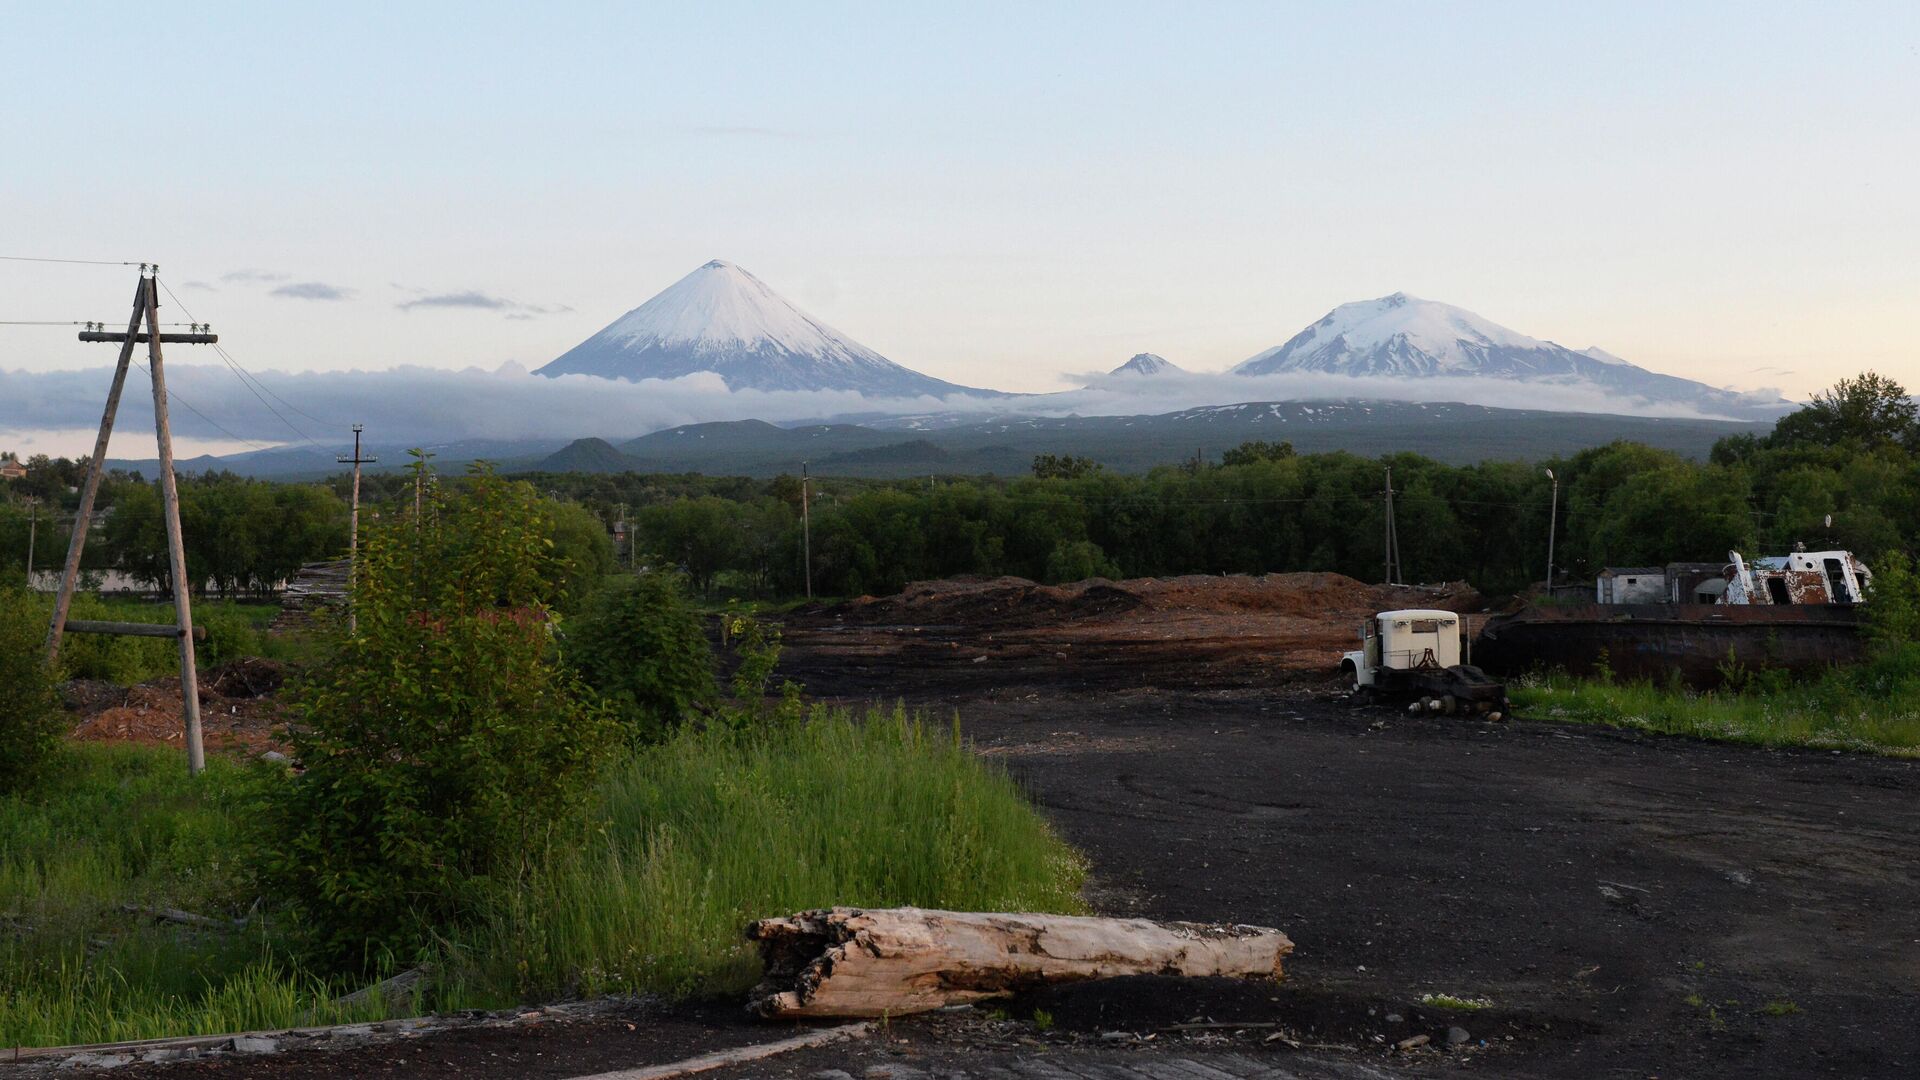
[1032,1007,1055,1031]
[1509,645,1920,758]
[1759,1000,1801,1017]
[1419,992,1492,1011]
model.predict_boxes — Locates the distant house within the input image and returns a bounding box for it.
[0,457,26,481]
[1596,566,1667,604]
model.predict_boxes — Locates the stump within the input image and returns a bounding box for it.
[746,906,1293,1018]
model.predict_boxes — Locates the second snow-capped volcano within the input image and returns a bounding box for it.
[1235,292,1786,418]
[536,260,977,397]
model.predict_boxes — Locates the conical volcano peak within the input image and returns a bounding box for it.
[537,260,982,396]
[1110,352,1184,376]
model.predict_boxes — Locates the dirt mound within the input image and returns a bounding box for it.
[67,668,287,753]
[830,572,1481,631]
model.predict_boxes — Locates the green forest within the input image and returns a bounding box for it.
[4,373,1916,600]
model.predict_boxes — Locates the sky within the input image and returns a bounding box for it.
[3,2,1917,455]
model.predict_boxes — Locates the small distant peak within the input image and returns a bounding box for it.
[1111,352,1183,376]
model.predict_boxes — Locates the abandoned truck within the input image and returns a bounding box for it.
[1341,609,1507,718]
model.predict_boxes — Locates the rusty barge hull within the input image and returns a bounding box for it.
[1476,603,1867,686]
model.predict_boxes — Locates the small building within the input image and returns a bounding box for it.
[0,457,25,481]
[1596,567,1667,604]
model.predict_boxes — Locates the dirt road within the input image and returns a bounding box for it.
[763,592,1920,1079]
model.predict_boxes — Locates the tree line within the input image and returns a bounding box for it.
[8,371,1915,600]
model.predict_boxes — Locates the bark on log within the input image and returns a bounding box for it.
[746,906,1293,1018]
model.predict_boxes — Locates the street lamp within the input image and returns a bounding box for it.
[1544,469,1558,592]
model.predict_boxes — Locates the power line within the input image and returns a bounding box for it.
[0,255,144,267]
[155,276,349,449]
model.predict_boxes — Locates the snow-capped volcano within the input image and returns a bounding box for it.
[1110,352,1184,376]
[1235,292,1787,418]
[536,260,978,396]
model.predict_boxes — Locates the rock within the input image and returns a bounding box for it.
[232,1036,280,1053]
[1101,1030,1134,1042]
[1447,1025,1472,1046]
[812,1072,857,1080]
[1385,1013,1404,1023]
[1395,1033,1430,1051]
[260,751,289,763]
[62,1052,134,1069]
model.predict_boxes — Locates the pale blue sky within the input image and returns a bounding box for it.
[4,1,1916,407]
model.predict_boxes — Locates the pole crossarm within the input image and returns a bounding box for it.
[78,330,217,344]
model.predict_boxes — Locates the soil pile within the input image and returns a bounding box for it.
[834,573,1480,630]
[64,659,289,753]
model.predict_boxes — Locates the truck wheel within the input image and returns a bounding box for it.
[1440,694,1458,715]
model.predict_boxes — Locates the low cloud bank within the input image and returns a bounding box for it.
[0,364,1773,457]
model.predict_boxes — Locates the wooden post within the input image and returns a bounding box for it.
[23,496,36,587]
[142,276,205,775]
[46,278,147,661]
[336,425,374,634]
[800,461,812,600]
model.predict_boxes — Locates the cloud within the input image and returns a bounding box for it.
[395,290,572,317]
[221,269,289,284]
[0,363,1778,458]
[182,280,217,291]
[270,281,356,301]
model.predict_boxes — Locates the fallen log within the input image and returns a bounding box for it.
[746,906,1293,1018]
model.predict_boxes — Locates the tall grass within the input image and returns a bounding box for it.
[1,708,1086,1046]
[448,703,1087,1003]
[0,746,377,1047]
[1510,645,1920,757]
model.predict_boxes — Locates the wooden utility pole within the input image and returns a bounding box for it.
[50,268,217,775]
[801,461,813,600]
[23,496,37,587]
[1382,465,1401,586]
[337,425,375,633]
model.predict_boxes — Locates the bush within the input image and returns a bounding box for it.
[1044,539,1120,584]
[0,587,63,793]
[567,572,716,743]
[255,465,619,969]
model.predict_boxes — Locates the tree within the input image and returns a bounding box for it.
[0,587,63,793]
[566,572,716,742]
[1032,454,1103,480]
[1770,372,1918,451]
[256,464,617,968]
[1220,440,1295,467]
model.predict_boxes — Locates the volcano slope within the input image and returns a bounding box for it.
[769,572,1920,1079]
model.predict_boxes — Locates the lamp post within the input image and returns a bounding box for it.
[1544,468,1558,592]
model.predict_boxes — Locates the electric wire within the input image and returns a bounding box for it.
[154,276,349,452]
[0,255,144,267]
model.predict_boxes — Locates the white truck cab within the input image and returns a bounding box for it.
[1342,609,1461,686]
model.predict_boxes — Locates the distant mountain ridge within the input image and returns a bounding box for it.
[1235,292,1785,418]
[516,398,1767,478]
[535,260,987,397]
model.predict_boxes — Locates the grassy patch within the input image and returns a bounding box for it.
[0,746,380,1047]
[1509,646,1920,758]
[2,706,1084,1046]
[1759,999,1801,1017]
[450,703,1086,1002]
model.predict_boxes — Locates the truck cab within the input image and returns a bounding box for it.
[1342,608,1505,717]
[1342,609,1460,686]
